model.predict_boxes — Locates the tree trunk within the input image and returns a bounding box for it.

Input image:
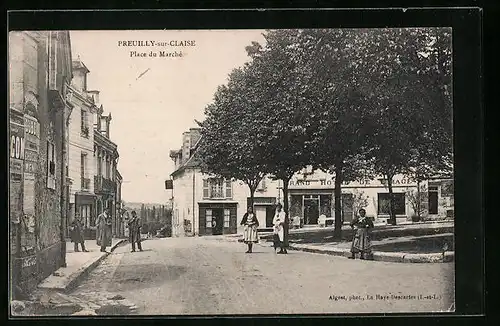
[333,164,343,239]
[282,177,291,247]
[416,179,421,219]
[387,174,396,225]
[248,186,256,210]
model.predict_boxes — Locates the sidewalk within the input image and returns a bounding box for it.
[37,238,127,293]
[212,221,455,263]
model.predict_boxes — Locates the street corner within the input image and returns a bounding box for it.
[372,251,406,263]
[403,253,444,263]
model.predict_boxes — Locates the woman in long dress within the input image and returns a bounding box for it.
[349,208,374,260]
[96,208,112,252]
[273,203,287,254]
[240,206,259,253]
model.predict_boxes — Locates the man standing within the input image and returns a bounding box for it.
[70,213,88,252]
[96,208,112,252]
[128,210,143,252]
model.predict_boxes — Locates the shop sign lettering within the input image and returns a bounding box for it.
[21,255,37,268]
[10,135,25,160]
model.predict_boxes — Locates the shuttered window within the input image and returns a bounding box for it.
[205,209,212,228]
[203,179,209,199]
[225,180,232,199]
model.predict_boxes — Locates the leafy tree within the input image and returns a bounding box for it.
[351,28,452,225]
[244,30,318,245]
[197,66,267,209]
[289,29,376,238]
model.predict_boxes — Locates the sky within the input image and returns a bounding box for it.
[70,30,266,204]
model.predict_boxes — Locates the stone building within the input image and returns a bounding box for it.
[9,31,73,295]
[93,106,123,238]
[66,58,99,237]
[169,128,280,237]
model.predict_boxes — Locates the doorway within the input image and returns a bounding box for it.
[212,208,224,235]
[428,186,439,215]
[304,197,319,225]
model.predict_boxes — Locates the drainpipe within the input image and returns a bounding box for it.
[60,91,67,268]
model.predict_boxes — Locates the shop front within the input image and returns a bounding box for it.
[247,197,276,228]
[198,202,237,236]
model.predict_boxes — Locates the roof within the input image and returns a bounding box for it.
[72,57,90,73]
[170,136,203,177]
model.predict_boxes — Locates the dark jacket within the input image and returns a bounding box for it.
[240,213,259,227]
[70,219,85,243]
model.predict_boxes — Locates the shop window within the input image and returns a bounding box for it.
[205,209,213,228]
[320,195,332,217]
[290,195,302,217]
[47,141,56,189]
[224,209,230,228]
[428,186,439,215]
[378,193,406,215]
[203,178,232,199]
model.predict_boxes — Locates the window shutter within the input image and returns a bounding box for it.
[203,179,209,198]
[225,180,232,199]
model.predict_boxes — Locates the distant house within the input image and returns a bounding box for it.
[168,128,279,237]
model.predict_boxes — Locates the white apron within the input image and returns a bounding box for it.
[273,211,286,241]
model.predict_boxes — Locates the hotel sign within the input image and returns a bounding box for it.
[288,175,417,189]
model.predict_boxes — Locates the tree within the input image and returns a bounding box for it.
[351,28,453,225]
[406,184,428,221]
[290,29,376,238]
[197,65,267,209]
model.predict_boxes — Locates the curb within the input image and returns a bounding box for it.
[38,239,127,293]
[287,243,454,263]
[64,239,127,293]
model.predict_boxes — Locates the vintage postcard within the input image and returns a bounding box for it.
[9,27,456,316]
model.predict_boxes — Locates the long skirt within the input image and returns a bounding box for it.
[243,225,258,243]
[351,228,372,253]
[96,225,112,247]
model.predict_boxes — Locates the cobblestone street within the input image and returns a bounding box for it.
[69,237,455,315]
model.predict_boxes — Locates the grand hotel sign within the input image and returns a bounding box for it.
[288,175,417,189]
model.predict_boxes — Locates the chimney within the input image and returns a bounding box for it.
[189,128,201,147]
[182,131,191,164]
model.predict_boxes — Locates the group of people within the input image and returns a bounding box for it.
[240,203,288,254]
[240,204,374,259]
[69,208,144,254]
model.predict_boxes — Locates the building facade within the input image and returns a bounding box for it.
[169,128,280,237]
[9,31,73,294]
[94,108,122,238]
[66,58,98,237]
[169,128,454,237]
[284,169,454,225]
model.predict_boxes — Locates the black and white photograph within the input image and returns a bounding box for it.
[8,25,458,316]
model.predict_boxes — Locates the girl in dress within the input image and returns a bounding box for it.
[349,208,374,260]
[240,206,259,253]
[273,203,287,254]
